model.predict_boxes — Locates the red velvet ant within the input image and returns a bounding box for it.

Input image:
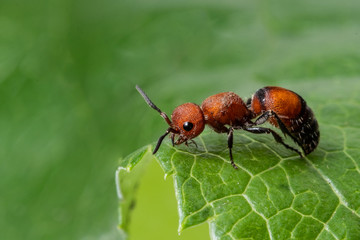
[136,85,319,169]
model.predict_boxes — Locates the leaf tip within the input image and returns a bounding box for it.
[115,166,127,200]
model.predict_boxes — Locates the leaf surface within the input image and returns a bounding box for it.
[118,80,360,239]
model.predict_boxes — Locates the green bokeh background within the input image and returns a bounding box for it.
[1,0,360,239]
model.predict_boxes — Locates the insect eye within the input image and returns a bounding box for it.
[183,122,193,131]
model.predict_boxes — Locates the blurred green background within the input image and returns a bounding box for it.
[1,0,360,239]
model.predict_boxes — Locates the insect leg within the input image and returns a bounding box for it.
[190,139,198,148]
[153,128,172,154]
[244,126,303,158]
[185,139,198,148]
[254,110,292,138]
[227,127,238,169]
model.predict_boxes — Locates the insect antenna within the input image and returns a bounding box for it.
[136,85,172,126]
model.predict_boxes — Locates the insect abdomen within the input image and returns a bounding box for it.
[251,86,320,155]
[289,105,319,154]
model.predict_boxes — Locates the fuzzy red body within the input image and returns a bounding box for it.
[201,92,252,133]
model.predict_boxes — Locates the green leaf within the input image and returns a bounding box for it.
[117,79,360,239]
[116,145,153,239]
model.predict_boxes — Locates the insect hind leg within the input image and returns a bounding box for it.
[254,111,290,137]
[244,126,303,158]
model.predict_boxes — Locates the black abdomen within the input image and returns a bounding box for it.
[288,105,320,155]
